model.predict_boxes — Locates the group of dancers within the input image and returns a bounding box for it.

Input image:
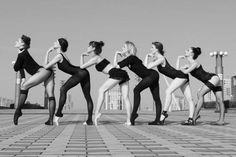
[12,35,226,126]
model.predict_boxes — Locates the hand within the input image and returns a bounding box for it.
[48,47,55,53]
[147,53,154,57]
[178,55,185,59]
[82,52,89,56]
[180,64,189,70]
[116,51,122,55]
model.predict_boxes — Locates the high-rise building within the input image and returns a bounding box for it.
[223,77,231,100]
[105,85,123,110]
[231,76,236,102]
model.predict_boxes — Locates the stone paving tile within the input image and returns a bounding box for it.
[0,110,236,156]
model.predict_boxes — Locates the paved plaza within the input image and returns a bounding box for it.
[0,109,235,157]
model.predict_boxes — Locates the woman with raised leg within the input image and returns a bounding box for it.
[145,42,195,125]
[44,38,94,126]
[80,41,132,126]
[180,47,225,125]
[114,41,162,125]
[13,35,55,125]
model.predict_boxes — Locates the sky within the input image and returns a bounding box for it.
[0,0,235,112]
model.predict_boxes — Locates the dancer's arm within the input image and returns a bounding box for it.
[80,53,98,69]
[176,55,185,70]
[13,53,24,72]
[144,53,152,67]
[44,48,61,70]
[44,47,54,65]
[113,51,122,67]
[180,61,198,74]
[12,53,26,80]
[117,55,133,69]
[146,57,164,69]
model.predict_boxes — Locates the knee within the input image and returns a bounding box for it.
[186,97,193,104]
[60,86,67,94]
[123,94,129,100]
[21,83,30,90]
[197,91,204,98]
[216,96,223,103]
[133,87,140,95]
[47,92,54,97]
[98,87,107,94]
[165,88,172,96]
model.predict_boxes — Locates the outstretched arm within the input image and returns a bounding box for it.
[144,53,152,67]
[176,56,185,70]
[44,53,62,70]
[180,61,198,74]
[146,57,164,69]
[80,54,98,69]
[113,51,123,68]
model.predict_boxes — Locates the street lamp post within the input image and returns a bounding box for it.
[209,51,228,112]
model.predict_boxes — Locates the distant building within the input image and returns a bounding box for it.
[231,76,236,102]
[0,97,14,108]
[223,77,231,100]
[169,95,186,111]
[105,85,123,110]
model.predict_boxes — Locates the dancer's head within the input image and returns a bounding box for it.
[185,47,201,60]
[151,42,164,55]
[56,38,68,52]
[15,35,31,50]
[88,41,104,55]
[122,41,137,56]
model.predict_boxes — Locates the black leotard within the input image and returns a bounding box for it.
[14,50,42,77]
[57,53,85,75]
[190,65,215,83]
[157,58,189,80]
[55,53,93,121]
[118,55,162,123]
[190,65,222,92]
[95,59,110,72]
[118,55,154,78]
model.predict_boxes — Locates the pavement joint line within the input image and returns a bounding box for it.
[168,125,236,150]
[0,115,45,132]
[125,125,202,157]
[41,115,79,155]
[0,124,45,150]
[106,115,199,157]
[96,124,134,157]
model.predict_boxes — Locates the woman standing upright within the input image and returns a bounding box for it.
[114,41,162,125]
[13,35,55,125]
[180,47,225,125]
[44,38,94,126]
[80,41,131,126]
[145,42,195,125]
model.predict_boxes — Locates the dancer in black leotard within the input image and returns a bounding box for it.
[114,41,162,125]
[44,38,94,126]
[145,42,195,125]
[180,47,225,125]
[80,41,132,126]
[13,35,55,125]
